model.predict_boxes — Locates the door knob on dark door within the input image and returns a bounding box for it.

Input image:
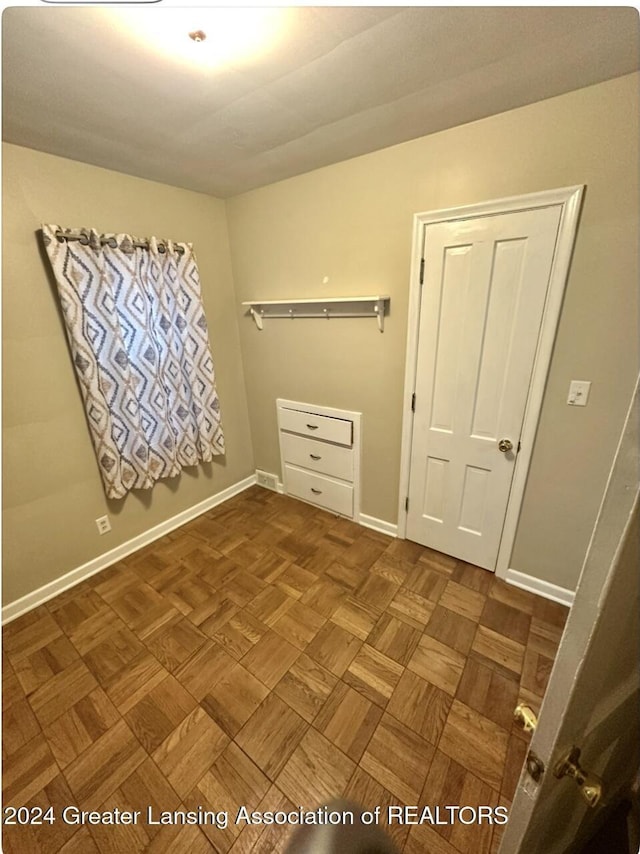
[498,438,513,452]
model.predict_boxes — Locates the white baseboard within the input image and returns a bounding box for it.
[505,568,575,607]
[358,513,398,538]
[2,474,257,625]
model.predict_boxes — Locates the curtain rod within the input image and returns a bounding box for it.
[53,230,185,255]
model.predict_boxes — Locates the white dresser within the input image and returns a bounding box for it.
[277,399,361,520]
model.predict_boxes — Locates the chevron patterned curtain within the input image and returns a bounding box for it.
[42,224,225,499]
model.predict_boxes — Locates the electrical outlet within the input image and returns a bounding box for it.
[96,515,111,535]
[256,470,278,491]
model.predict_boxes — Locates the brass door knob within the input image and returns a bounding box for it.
[554,747,603,808]
[498,438,513,452]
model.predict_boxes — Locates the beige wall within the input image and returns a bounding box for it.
[226,73,639,592]
[2,143,254,606]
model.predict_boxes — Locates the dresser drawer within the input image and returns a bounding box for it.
[279,407,352,447]
[281,433,353,481]
[284,465,353,516]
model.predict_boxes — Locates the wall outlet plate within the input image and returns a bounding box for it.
[96,515,111,535]
[256,470,279,491]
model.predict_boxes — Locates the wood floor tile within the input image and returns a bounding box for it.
[354,573,398,610]
[64,719,146,808]
[104,651,168,713]
[368,612,421,665]
[248,549,289,583]
[152,707,229,799]
[223,570,268,607]
[195,595,240,636]
[472,625,525,677]
[1,490,568,854]
[314,681,382,762]
[229,783,297,854]
[271,600,326,650]
[360,713,435,803]
[387,587,435,629]
[66,608,125,657]
[300,577,347,618]
[117,756,182,833]
[457,657,520,731]
[321,561,364,595]
[438,700,509,791]
[330,596,381,641]
[370,552,410,586]
[421,749,499,854]
[532,596,569,628]
[405,818,471,853]
[344,643,403,706]
[4,609,63,663]
[528,616,564,658]
[241,630,300,688]
[274,563,318,599]
[489,578,537,614]
[2,733,59,805]
[387,670,452,744]
[403,566,448,602]
[277,727,355,806]
[439,580,486,622]
[143,616,207,672]
[425,605,477,655]
[187,743,270,850]
[212,610,268,660]
[451,561,493,595]
[274,653,337,722]
[2,656,26,711]
[344,767,411,852]
[83,626,146,684]
[174,641,236,701]
[520,646,553,698]
[201,662,270,738]
[305,622,362,677]
[246,585,295,627]
[28,659,98,728]
[3,698,41,756]
[235,694,308,779]
[43,687,120,769]
[407,634,466,696]
[124,674,197,752]
[14,635,80,694]
[481,598,531,644]
[501,733,528,799]
[2,774,79,854]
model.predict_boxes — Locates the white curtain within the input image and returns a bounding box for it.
[42,224,225,499]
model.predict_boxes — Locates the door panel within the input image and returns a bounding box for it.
[407,206,562,569]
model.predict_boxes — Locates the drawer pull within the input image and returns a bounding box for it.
[309,454,322,461]
[310,488,322,495]
[306,423,319,430]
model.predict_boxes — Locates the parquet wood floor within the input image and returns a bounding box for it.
[2,487,568,853]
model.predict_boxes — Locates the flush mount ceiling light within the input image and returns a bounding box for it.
[111,8,289,70]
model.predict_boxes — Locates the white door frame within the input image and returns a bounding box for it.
[397,186,584,579]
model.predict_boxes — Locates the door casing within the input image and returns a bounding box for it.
[397,186,584,580]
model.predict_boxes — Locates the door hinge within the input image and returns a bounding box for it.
[419,258,425,285]
[411,392,416,412]
[405,497,409,512]
[517,440,521,453]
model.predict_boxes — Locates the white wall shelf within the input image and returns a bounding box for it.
[242,296,390,332]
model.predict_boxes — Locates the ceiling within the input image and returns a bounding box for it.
[3,6,639,198]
